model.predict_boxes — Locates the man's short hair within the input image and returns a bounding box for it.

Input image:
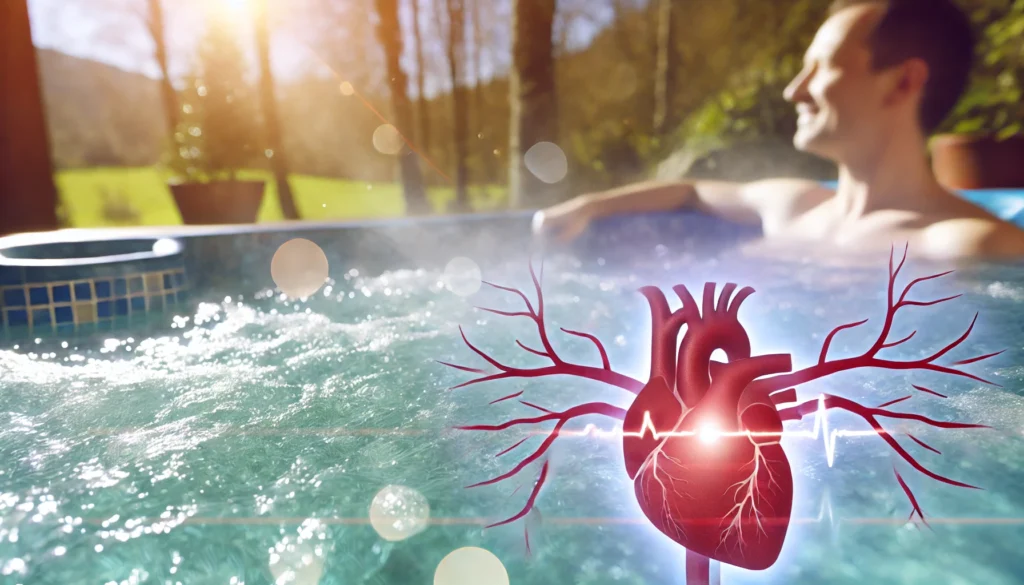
[829,0,976,135]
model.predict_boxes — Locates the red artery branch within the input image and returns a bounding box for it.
[440,260,637,534]
[438,260,644,393]
[751,243,1004,394]
[754,244,1000,525]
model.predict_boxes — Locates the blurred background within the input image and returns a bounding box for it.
[2,0,1022,230]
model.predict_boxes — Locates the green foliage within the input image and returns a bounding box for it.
[38,0,1024,202]
[165,19,262,183]
[945,0,1024,138]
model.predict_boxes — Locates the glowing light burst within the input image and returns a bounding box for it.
[548,394,896,468]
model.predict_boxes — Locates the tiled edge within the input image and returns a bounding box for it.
[0,266,189,335]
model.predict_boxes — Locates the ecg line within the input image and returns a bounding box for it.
[544,395,898,468]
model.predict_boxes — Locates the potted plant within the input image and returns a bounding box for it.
[165,17,265,224]
[930,4,1024,190]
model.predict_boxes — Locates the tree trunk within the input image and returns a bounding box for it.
[445,0,469,212]
[411,0,431,162]
[146,0,179,142]
[254,0,300,220]
[470,0,493,188]
[509,0,560,209]
[374,0,430,215]
[652,0,675,134]
[0,0,60,234]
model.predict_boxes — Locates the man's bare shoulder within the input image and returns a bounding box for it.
[921,215,1024,260]
[738,178,834,228]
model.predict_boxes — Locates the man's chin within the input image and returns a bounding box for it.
[792,131,831,159]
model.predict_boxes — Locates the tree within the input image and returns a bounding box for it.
[170,17,260,182]
[444,0,470,211]
[652,0,675,133]
[411,0,431,155]
[374,0,430,214]
[0,0,59,233]
[254,0,300,219]
[145,0,179,142]
[509,0,560,209]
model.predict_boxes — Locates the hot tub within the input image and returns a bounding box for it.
[0,190,1021,585]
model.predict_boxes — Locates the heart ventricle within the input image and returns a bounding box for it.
[622,359,794,570]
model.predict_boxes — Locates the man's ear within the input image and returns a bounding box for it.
[886,58,929,106]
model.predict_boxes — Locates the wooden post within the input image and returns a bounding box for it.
[0,0,60,235]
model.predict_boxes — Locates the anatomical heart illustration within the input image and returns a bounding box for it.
[440,247,996,583]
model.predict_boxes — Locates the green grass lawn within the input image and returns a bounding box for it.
[55,167,509,228]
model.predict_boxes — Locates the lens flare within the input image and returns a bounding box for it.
[368,485,430,542]
[270,239,329,299]
[372,124,404,155]
[524,142,568,184]
[433,547,509,585]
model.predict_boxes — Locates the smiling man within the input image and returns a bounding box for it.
[533,0,1024,261]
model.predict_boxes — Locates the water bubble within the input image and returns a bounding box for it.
[434,547,509,585]
[268,536,324,585]
[271,239,330,299]
[524,142,568,184]
[369,485,430,542]
[443,257,482,297]
[372,124,404,155]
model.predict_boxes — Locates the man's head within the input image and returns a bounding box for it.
[783,0,975,163]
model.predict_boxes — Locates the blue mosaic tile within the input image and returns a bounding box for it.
[32,309,51,327]
[3,288,26,307]
[54,306,74,323]
[97,301,113,319]
[29,287,49,305]
[7,310,27,327]
[94,281,112,299]
[52,284,71,303]
[2,235,188,339]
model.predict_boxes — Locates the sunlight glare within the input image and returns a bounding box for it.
[223,0,249,14]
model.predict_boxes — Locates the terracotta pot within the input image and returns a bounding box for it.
[931,133,1024,190]
[169,180,265,225]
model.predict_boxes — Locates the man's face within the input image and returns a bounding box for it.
[783,4,894,162]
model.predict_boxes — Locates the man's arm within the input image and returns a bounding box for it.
[584,177,824,223]
[534,177,826,242]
